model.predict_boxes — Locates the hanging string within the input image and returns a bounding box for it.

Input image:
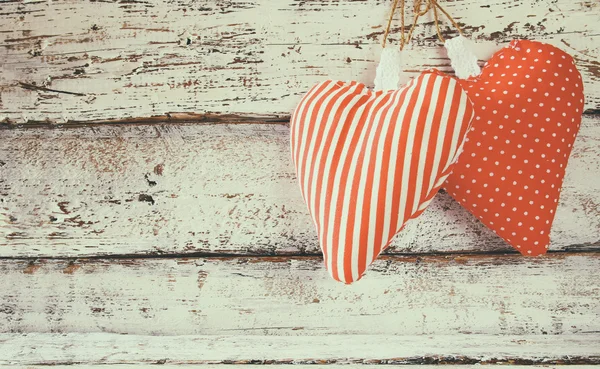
[404,0,432,49]
[381,0,404,49]
[431,0,464,42]
[381,0,464,50]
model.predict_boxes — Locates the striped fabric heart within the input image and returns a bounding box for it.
[291,70,474,283]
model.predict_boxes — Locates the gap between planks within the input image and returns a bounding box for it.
[0,113,290,129]
[1,248,599,262]
[0,111,599,129]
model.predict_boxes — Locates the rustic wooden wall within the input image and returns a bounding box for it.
[0,0,599,366]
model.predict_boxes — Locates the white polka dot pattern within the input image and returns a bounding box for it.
[444,39,585,256]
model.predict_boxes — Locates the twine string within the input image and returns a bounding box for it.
[381,0,403,48]
[381,0,464,50]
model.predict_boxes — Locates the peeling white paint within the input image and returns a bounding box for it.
[0,119,598,257]
[0,1,599,365]
[0,255,599,336]
[2,333,600,365]
[0,0,598,123]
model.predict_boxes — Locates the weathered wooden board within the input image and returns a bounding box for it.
[1,254,599,336]
[10,367,599,369]
[9,367,600,369]
[1,0,599,123]
[8,367,600,369]
[2,333,600,365]
[1,118,599,257]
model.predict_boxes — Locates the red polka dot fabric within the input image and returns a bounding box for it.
[444,39,584,255]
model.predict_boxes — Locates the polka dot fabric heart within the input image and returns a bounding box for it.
[444,39,584,255]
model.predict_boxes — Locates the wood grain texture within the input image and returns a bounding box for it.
[1,254,599,336]
[2,333,600,365]
[9,367,600,369]
[1,0,599,123]
[1,118,599,257]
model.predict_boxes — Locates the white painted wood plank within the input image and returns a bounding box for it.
[10,367,600,369]
[0,254,599,336]
[0,120,598,256]
[1,118,599,257]
[1,332,600,365]
[1,0,599,123]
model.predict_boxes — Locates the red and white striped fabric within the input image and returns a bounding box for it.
[291,70,474,283]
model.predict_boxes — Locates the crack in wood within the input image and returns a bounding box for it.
[17,81,87,97]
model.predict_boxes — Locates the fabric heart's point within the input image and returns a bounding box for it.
[291,70,474,283]
[444,39,584,256]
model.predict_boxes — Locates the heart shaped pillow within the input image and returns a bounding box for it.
[291,70,474,283]
[444,40,584,255]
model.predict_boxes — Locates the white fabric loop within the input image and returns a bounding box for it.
[374,47,405,91]
[445,35,481,79]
